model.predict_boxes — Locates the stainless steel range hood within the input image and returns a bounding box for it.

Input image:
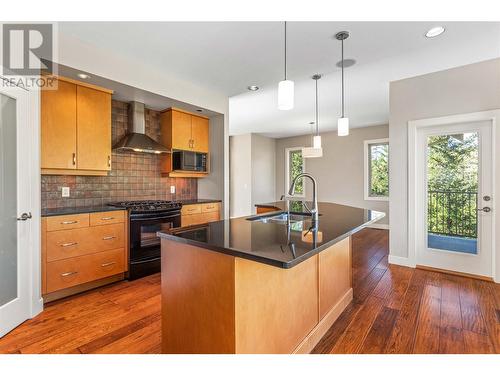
[112,101,170,154]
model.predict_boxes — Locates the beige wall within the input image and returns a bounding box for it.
[229,134,277,217]
[389,58,500,266]
[275,125,389,225]
[251,134,276,209]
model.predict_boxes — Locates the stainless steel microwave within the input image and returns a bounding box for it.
[172,150,207,172]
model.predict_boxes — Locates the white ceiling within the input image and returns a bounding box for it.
[59,22,500,138]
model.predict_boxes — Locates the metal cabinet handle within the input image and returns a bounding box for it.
[60,242,78,247]
[101,261,116,267]
[17,212,32,221]
[61,271,78,277]
[61,220,78,225]
[108,155,111,168]
[72,153,76,165]
[477,207,491,213]
[102,236,116,241]
[101,217,115,221]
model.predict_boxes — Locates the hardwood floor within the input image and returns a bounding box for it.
[313,228,500,354]
[1,228,499,354]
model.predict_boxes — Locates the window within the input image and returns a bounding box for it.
[285,147,305,197]
[364,139,389,201]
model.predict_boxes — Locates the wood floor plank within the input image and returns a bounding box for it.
[311,302,363,354]
[353,267,386,304]
[458,277,488,335]
[463,330,495,354]
[440,276,463,329]
[439,326,465,353]
[472,280,500,352]
[413,284,441,354]
[330,296,384,354]
[384,269,427,354]
[359,306,399,353]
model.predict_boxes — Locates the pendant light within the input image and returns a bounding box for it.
[303,74,323,158]
[278,21,294,110]
[336,31,349,136]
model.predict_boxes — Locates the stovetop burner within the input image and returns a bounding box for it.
[108,200,182,214]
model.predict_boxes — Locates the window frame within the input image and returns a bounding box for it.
[364,138,389,201]
[285,147,306,198]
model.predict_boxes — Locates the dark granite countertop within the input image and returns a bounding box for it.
[158,201,385,269]
[41,205,126,217]
[178,198,222,205]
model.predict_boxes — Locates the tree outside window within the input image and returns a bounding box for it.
[286,148,304,197]
[364,139,389,200]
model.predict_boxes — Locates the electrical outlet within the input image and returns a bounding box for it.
[62,187,70,198]
[170,185,176,194]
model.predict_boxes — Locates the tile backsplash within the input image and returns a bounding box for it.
[41,100,197,210]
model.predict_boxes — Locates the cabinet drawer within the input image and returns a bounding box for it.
[46,214,89,231]
[46,248,125,293]
[201,202,220,213]
[46,223,125,262]
[181,204,202,215]
[89,210,125,226]
[203,211,220,223]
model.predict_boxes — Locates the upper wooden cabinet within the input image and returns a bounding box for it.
[160,108,209,152]
[41,79,77,170]
[41,76,113,176]
[76,86,112,171]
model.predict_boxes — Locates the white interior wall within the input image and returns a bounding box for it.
[389,58,500,280]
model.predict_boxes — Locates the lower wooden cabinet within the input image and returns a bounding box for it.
[181,202,221,227]
[42,210,128,300]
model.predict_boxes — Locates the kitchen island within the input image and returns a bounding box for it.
[158,201,384,354]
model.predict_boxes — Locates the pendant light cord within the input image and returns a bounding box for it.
[341,38,344,118]
[315,78,319,136]
[284,21,287,81]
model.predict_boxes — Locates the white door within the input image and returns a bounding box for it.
[0,81,39,337]
[414,120,493,277]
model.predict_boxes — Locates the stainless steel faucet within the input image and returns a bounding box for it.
[288,172,319,223]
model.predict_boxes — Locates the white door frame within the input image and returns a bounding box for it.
[0,76,42,337]
[408,110,500,282]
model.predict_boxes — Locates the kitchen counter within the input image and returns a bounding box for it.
[41,205,127,217]
[158,201,384,269]
[177,198,222,205]
[159,201,384,354]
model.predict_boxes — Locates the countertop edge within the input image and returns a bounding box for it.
[41,206,127,217]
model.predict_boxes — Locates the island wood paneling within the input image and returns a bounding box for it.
[319,237,351,319]
[161,240,236,354]
[234,256,319,354]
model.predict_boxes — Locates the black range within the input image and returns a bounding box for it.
[108,200,182,280]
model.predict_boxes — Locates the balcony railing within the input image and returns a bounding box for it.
[427,190,478,238]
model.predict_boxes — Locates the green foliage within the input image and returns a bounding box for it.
[289,150,303,194]
[427,133,478,238]
[369,143,389,197]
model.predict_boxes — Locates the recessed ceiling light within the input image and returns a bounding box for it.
[196,109,203,113]
[425,26,445,38]
[247,85,259,91]
[309,121,315,125]
[335,59,356,68]
[77,73,90,79]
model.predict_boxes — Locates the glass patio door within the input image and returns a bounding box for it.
[415,121,493,277]
[0,85,32,337]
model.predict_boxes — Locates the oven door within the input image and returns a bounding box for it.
[129,212,181,263]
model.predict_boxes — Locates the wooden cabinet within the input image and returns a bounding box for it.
[160,108,210,177]
[41,76,113,176]
[191,115,209,152]
[41,210,127,300]
[181,202,221,227]
[76,86,112,171]
[41,79,77,170]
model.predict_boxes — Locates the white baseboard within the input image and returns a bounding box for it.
[367,223,390,230]
[388,255,416,268]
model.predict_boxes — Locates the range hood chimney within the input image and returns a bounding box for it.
[112,101,170,154]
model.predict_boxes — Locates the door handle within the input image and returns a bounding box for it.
[17,212,32,221]
[477,207,491,213]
